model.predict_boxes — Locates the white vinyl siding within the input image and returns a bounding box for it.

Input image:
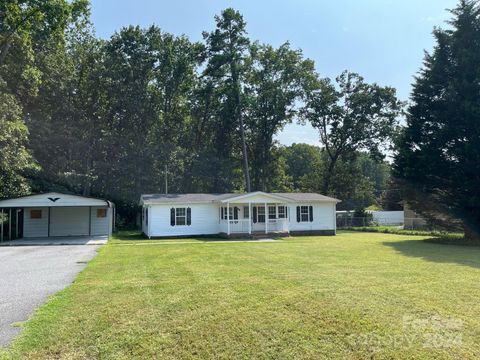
[23,207,49,238]
[23,206,112,238]
[148,203,220,237]
[288,203,336,232]
[90,206,111,236]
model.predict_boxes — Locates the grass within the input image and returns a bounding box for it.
[2,231,480,359]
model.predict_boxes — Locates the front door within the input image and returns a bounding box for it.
[252,206,266,232]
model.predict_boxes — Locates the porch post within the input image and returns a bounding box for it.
[227,202,230,235]
[248,202,252,235]
[264,202,268,234]
[16,209,19,239]
[1,208,3,242]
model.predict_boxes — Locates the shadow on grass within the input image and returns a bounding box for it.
[113,231,146,241]
[383,238,480,269]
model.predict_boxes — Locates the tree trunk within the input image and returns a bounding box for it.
[231,64,251,192]
[322,154,338,194]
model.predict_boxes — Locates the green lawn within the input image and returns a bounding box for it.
[3,231,480,359]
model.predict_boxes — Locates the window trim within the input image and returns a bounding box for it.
[300,206,309,222]
[268,205,276,220]
[171,207,191,226]
[257,206,266,223]
[175,207,187,226]
[243,206,249,219]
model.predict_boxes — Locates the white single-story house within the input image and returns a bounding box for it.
[0,192,114,241]
[139,191,340,238]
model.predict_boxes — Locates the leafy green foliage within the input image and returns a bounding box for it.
[1,4,399,224]
[0,90,38,198]
[303,71,402,193]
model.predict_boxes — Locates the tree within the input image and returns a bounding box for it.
[202,8,251,192]
[245,42,317,191]
[0,0,88,199]
[379,177,403,211]
[0,90,38,198]
[0,0,88,62]
[394,0,480,239]
[281,143,322,191]
[303,71,402,194]
[26,19,104,196]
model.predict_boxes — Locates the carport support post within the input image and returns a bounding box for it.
[1,208,3,242]
[8,208,12,240]
[15,209,19,239]
[47,207,51,237]
[88,206,92,236]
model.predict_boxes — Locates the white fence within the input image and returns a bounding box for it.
[371,211,404,225]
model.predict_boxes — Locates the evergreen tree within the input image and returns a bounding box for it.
[202,8,251,192]
[394,0,480,239]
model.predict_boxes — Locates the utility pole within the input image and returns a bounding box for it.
[163,165,169,195]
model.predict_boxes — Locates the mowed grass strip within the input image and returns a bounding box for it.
[4,231,480,359]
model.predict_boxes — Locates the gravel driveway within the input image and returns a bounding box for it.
[0,245,101,347]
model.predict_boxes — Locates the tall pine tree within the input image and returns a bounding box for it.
[394,0,480,239]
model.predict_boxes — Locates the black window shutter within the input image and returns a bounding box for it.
[234,207,238,220]
[187,207,191,225]
[309,206,313,222]
[221,207,224,219]
[296,206,300,222]
[170,208,175,226]
[253,207,257,223]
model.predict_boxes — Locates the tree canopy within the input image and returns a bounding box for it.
[394,0,480,238]
[0,3,402,225]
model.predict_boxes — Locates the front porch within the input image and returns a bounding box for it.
[219,200,291,237]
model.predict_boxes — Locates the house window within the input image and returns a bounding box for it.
[146,208,148,226]
[30,209,42,219]
[243,206,249,219]
[296,205,313,222]
[176,207,186,226]
[300,206,309,222]
[268,206,276,219]
[257,206,265,223]
[97,209,107,218]
[278,206,286,219]
[221,207,238,220]
[171,207,191,226]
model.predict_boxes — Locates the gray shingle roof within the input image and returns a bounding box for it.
[275,193,339,202]
[140,192,339,204]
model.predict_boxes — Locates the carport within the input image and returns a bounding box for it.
[0,192,114,242]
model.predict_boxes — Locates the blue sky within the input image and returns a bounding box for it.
[90,0,457,146]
